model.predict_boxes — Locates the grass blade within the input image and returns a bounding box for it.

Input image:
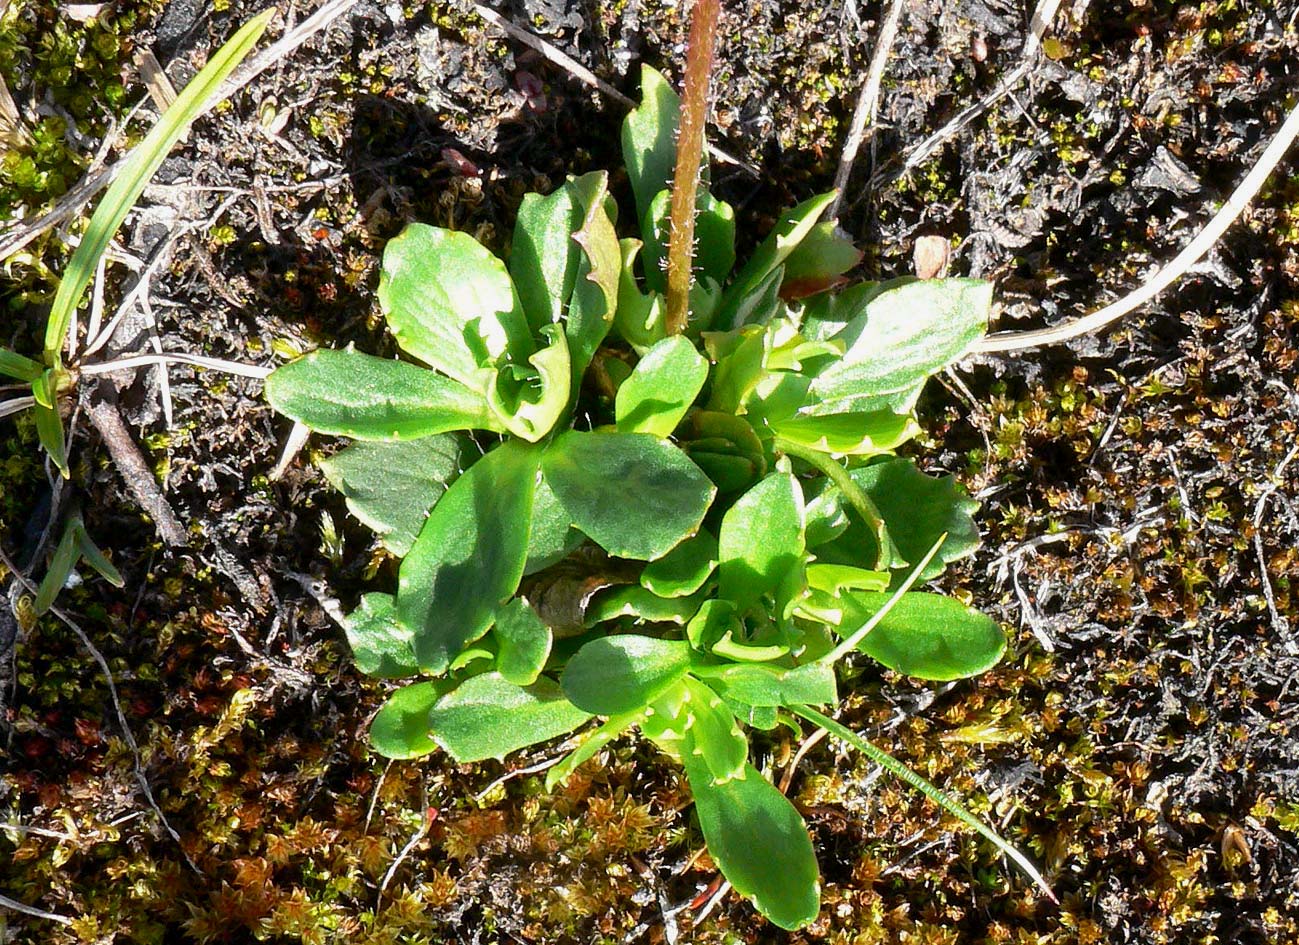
[790,704,1057,903]
[43,9,274,365]
[34,518,82,615]
[0,348,42,381]
[819,532,945,665]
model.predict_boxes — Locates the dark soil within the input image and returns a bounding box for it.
[2,1,1298,943]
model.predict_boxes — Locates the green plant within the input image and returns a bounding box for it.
[265,0,1049,928]
[0,11,272,604]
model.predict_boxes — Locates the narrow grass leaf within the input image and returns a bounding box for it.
[44,10,274,364]
[791,705,1055,903]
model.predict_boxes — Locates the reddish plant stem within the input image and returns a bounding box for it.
[663,0,720,336]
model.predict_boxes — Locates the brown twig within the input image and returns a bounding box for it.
[869,0,1062,192]
[469,2,757,177]
[84,388,189,547]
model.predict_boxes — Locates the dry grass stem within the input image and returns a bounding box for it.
[978,98,1299,352]
[827,0,904,218]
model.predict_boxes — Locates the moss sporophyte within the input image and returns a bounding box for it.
[263,0,1052,929]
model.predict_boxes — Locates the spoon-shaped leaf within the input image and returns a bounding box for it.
[542,430,715,561]
[370,681,446,759]
[378,223,533,385]
[265,348,503,440]
[838,591,1006,681]
[425,672,590,763]
[615,335,709,437]
[492,598,553,686]
[683,757,821,930]
[319,435,464,557]
[718,471,804,612]
[640,530,717,598]
[561,634,692,716]
[344,593,418,678]
[398,439,540,673]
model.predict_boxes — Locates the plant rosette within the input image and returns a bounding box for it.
[265,62,1044,931]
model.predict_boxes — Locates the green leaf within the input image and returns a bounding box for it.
[0,349,41,382]
[714,192,836,330]
[265,349,503,440]
[778,221,862,299]
[684,759,820,930]
[344,593,418,678]
[811,458,980,578]
[856,458,981,573]
[615,336,708,437]
[34,516,82,615]
[510,179,584,332]
[640,531,717,598]
[686,598,741,653]
[805,564,889,595]
[718,472,805,611]
[678,410,767,495]
[563,172,620,392]
[806,278,992,414]
[680,675,748,783]
[691,661,837,708]
[541,430,715,561]
[614,238,666,353]
[524,475,583,575]
[369,681,447,759]
[74,523,123,589]
[768,409,920,456]
[398,440,540,673]
[44,10,273,366]
[486,323,571,442]
[378,223,532,385]
[492,598,553,686]
[561,634,692,715]
[839,591,1006,680]
[545,712,641,790]
[319,435,464,556]
[582,585,705,627]
[426,673,590,763]
[33,400,67,478]
[622,64,681,227]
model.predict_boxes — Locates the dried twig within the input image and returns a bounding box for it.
[827,0,904,218]
[79,351,272,379]
[0,0,356,263]
[471,2,631,105]
[0,542,198,873]
[377,785,434,907]
[778,725,828,795]
[84,393,190,547]
[472,754,566,805]
[978,98,1299,352]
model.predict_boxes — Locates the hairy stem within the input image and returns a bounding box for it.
[664,0,720,336]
